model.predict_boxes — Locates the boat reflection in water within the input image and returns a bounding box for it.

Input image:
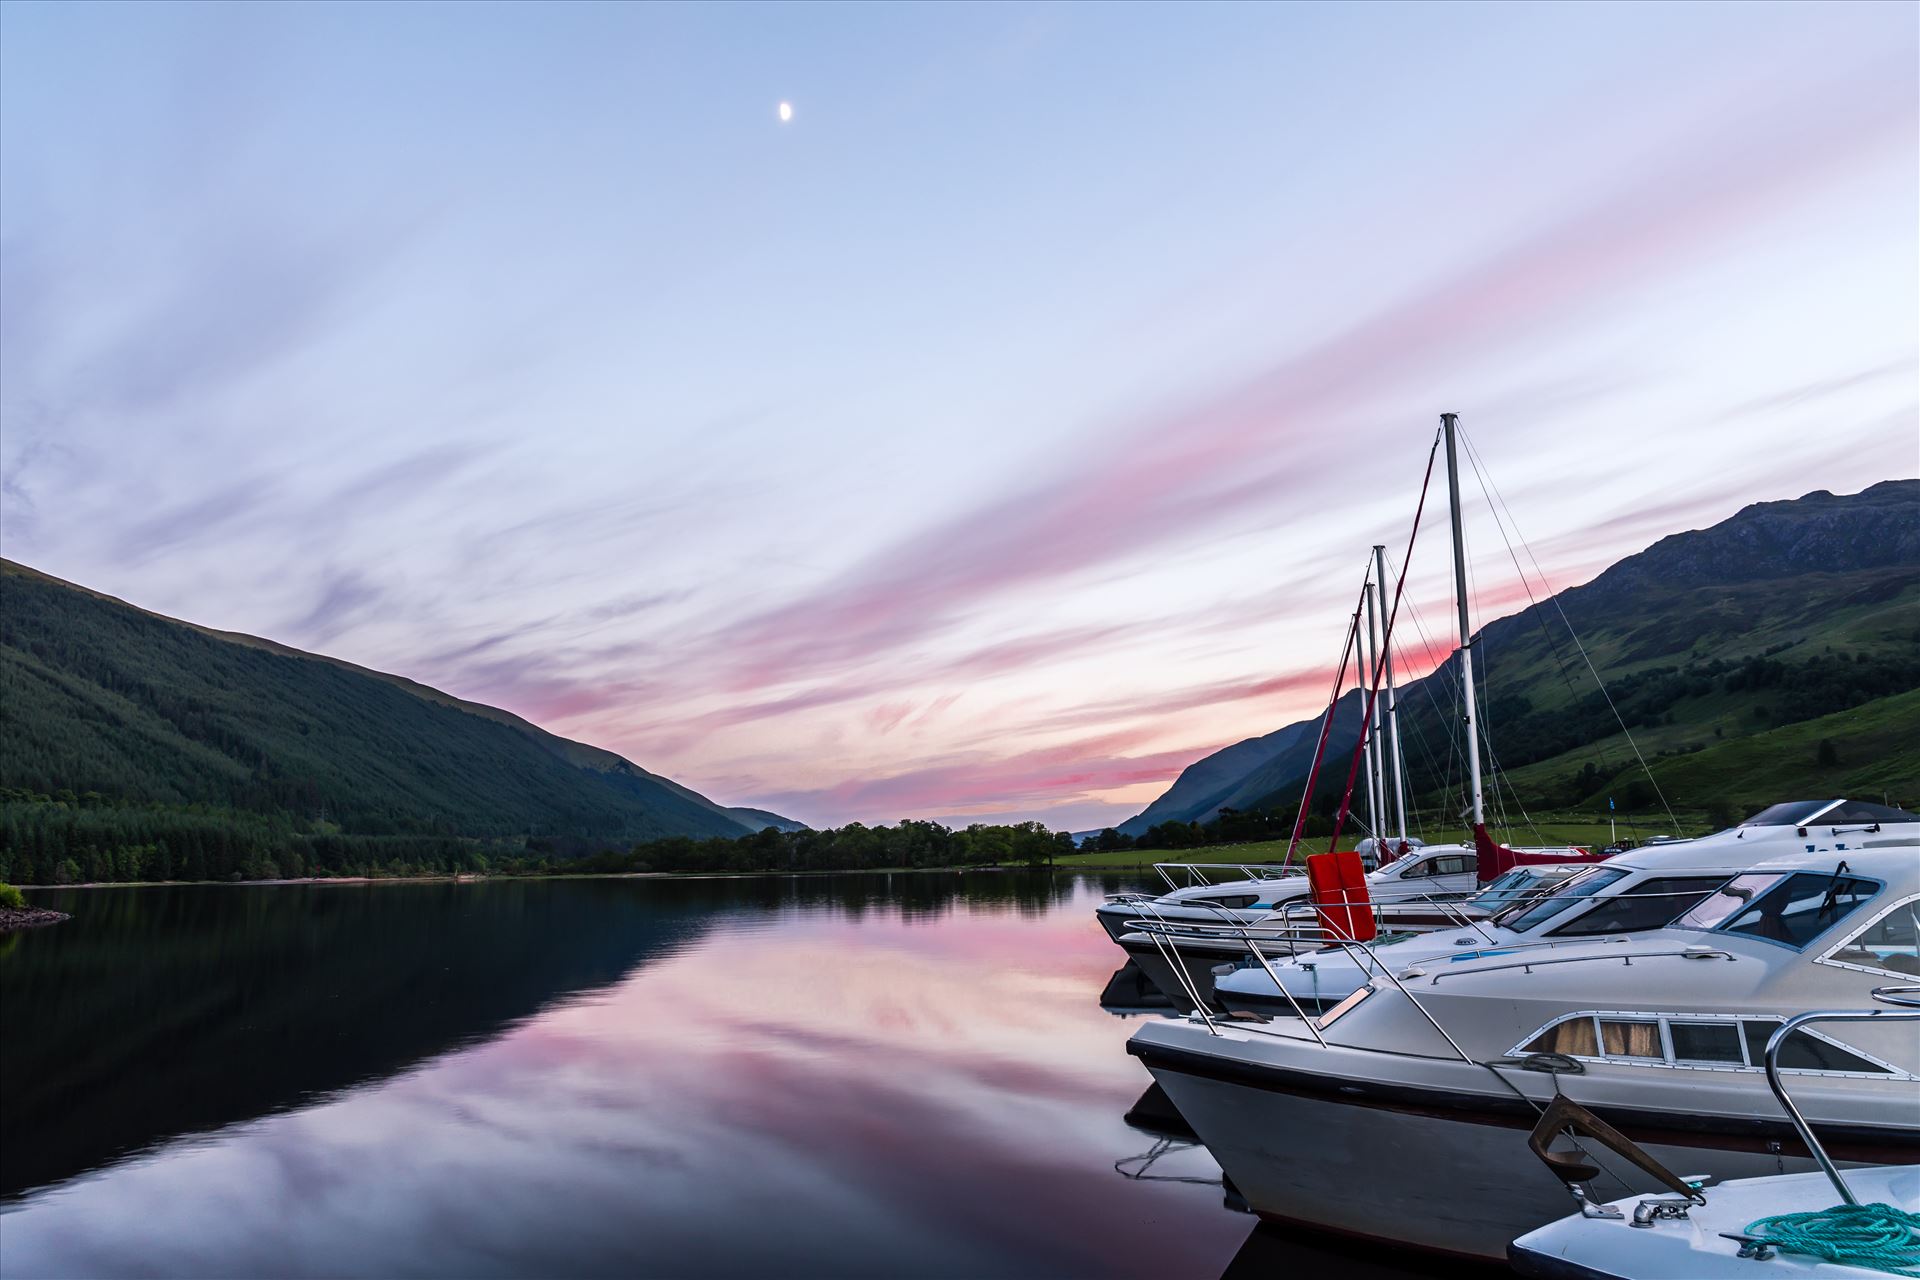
[1099,959,1178,1017]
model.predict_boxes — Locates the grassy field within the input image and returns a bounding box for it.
[1057,810,1718,870]
[1627,689,1920,811]
[1059,840,1297,869]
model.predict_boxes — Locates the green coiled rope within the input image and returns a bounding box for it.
[1743,1202,1920,1276]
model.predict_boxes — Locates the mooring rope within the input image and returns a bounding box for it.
[1743,1202,1920,1276]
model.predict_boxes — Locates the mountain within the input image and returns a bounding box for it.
[727,807,810,833]
[1117,692,1362,836]
[0,560,794,876]
[1120,481,1920,830]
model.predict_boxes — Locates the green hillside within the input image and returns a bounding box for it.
[0,560,778,883]
[1132,481,1920,838]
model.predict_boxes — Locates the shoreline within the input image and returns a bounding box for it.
[13,864,1160,892]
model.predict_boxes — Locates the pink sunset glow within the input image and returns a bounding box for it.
[2,3,1914,829]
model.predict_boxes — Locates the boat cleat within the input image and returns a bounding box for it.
[1566,1182,1624,1220]
[1629,1195,1694,1227]
[1719,1231,1777,1260]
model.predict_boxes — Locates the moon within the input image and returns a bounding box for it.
[777,101,793,123]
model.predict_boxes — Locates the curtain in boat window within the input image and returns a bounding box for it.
[1599,1019,1662,1058]
[1524,1018,1598,1056]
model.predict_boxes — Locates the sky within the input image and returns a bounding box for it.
[1,2,1915,832]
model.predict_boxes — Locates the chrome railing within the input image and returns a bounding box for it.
[1151,861,1306,892]
[1762,984,1920,1206]
[1127,914,1476,1061]
[1422,946,1737,984]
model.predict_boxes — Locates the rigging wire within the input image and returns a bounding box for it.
[1458,428,1680,831]
[1284,592,1366,864]
[1384,549,1475,839]
[1454,432,1639,830]
[1384,553,1465,833]
[1326,430,1443,853]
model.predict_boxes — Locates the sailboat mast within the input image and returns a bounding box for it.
[1374,542,1408,841]
[1442,413,1484,828]
[1362,574,1383,841]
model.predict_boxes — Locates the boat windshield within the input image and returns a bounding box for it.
[1739,801,1841,827]
[1492,866,1629,932]
[1472,869,1573,912]
[1738,799,1917,827]
[1678,871,1880,949]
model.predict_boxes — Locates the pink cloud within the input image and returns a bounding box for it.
[865,701,914,735]
[689,56,1912,703]
[756,730,1214,827]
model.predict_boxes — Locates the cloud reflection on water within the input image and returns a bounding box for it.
[0,877,1249,1279]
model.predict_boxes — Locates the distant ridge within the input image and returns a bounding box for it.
[1118,481,1920,830]
[1117,692,1361,836]
[0,559,796,846]
[728,807,811,833]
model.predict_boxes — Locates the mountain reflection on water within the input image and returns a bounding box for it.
[0,874,1476,1278]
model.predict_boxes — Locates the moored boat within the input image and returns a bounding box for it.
[1509,984,1920,1278]
[1211,803,1899,1017]
[1129,824,1920,1260]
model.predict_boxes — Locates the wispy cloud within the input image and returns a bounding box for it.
[689,52,1916,699]
[286,570,387,646]
[754,731,1210,828]
[2,6,1911,831]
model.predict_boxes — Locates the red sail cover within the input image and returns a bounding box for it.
[1307,849,1376,943]
[1472,824,1607,883]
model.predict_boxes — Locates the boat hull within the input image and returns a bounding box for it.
[1131,1032,1907,1262]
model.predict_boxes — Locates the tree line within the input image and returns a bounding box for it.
[0,789,1074,884]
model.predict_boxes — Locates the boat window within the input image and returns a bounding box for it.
[1497,867,1629,932]
[1474,869,1529,896]
[1517,1014,1898,1075]
[1547,876,1727,937]
[1824,900,1920,976]
[1741,1021,1890,1074]
[1522,1017,1597,1057]
[1598,1019,1662,1059]
[1472,870,1562,911]
[1738,801,1841,827]
[1669,1021,1743,1064]
[1675,874,1788,931]
[1816,800,1918,825]
[1716,873,1878,949]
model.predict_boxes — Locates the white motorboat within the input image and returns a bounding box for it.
[1509,986,1920,1278]
[1120,860,1584,1012]
[1098,837,1593,944]
[1131,415,1920,1263]
[1095,863,1308,942]
[1212,802,1898,1016]
[1128,814,1920,1260]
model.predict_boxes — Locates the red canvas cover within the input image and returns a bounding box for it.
[1472,823,1607,882]
[1307,849,1376,943]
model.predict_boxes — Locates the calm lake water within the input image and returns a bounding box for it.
[0,874,1475,1279]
